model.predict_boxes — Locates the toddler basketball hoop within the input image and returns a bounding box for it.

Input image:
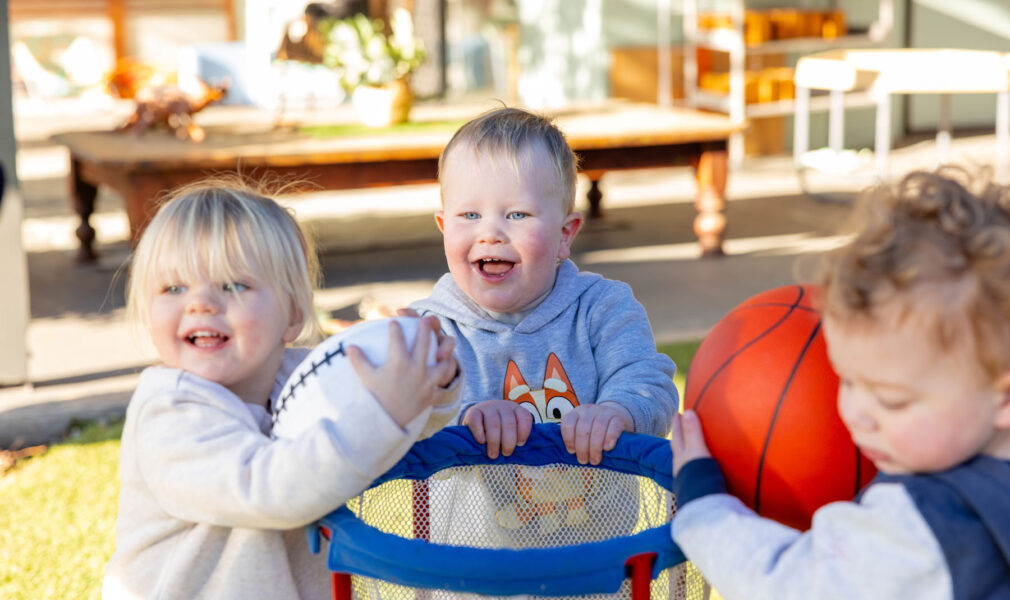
[308,424,706,599]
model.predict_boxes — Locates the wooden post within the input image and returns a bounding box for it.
[109,0,127,64]
[368,0,390,23]
[223,0,238,41]
[0,0,29,385]
[693,147,728,257]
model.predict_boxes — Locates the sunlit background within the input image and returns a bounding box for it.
[0,0,1006,419]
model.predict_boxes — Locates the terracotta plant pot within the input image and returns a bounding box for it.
[351,78,412,127]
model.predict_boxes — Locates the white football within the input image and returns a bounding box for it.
[271,317,437,439]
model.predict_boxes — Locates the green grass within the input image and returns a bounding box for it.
[660,339,702,400]
[0,340,701,598]
[1,421,123,600]
[299,119,467,138]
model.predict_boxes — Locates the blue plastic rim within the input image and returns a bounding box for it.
[309,424,687,597]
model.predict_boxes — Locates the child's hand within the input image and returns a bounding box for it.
[348,318,456,428]
[671,410,712,476]
[422,316,459,389]
[393,312,458,389]
[560,403,633,466]
[462,400,533,459]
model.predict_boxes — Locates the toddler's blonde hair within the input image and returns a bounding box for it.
[126,175,321,345]
[439,107,579,213]
[821,169,1010,378]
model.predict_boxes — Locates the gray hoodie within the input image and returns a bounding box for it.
[411,260,678,435]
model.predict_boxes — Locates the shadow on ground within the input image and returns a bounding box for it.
[28,191,856,322]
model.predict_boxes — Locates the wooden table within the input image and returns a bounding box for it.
[54,102,740,261]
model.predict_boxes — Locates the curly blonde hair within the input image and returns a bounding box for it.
[126,175,321,345]
[438,106,579,214]
[820,169,1010,378]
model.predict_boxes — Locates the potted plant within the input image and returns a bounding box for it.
[319,8,426,126]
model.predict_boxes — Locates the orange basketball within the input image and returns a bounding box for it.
[683,284,876,530]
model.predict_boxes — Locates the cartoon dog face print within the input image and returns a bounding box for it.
[503,353,578,423]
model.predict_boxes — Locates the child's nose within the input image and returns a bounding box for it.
[477,218,507,243]
[186,287,221,315]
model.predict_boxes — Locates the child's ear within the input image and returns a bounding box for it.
[994,371,1010,429]
[556,212,583,261]
[434,211,446,233]
[283,306,303,344]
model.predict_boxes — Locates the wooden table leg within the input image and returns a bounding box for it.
[124,176,170,248]
[583,170,605,219]
[69,158,98,263]
[693,149,728,257]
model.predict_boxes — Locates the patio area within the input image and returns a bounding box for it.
[2,97,1005,446]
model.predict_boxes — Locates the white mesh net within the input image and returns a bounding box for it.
[336,462,708,599]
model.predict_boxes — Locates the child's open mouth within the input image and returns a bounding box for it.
[476,258,515,277]
[186,330,229,348]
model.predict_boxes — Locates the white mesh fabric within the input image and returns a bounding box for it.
[339,463,708,599]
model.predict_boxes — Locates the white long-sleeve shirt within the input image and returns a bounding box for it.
[673,454,1010,600]
[103,348,460,600]
[673,485,949,600]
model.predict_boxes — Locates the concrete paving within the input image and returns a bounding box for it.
[2,100,1004,448]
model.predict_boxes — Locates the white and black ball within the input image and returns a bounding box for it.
[271,317,437,439]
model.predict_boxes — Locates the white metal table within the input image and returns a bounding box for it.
[793,49,1010,182]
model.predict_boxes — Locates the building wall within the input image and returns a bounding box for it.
[602,0,882,48]
[600,0,908,151]
[0,0,30,385]
[597,0,1010,150]
[907,0,1010,132]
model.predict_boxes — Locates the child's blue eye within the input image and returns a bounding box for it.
[164,285,185,295]
[223,282,249,293]
[506,211,528,220]
[461,212,479,220]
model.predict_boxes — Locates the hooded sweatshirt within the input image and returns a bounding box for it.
[671,455,1010,600]
[410,260,678,436]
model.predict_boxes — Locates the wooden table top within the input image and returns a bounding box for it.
[53,101,741,172]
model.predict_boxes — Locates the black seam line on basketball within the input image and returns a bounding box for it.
[270,342,347,425]
[738,303,818,314]
[753,320,821,516]
[691,285,806,412]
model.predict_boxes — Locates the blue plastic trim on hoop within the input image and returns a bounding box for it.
[310,424,686,597]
